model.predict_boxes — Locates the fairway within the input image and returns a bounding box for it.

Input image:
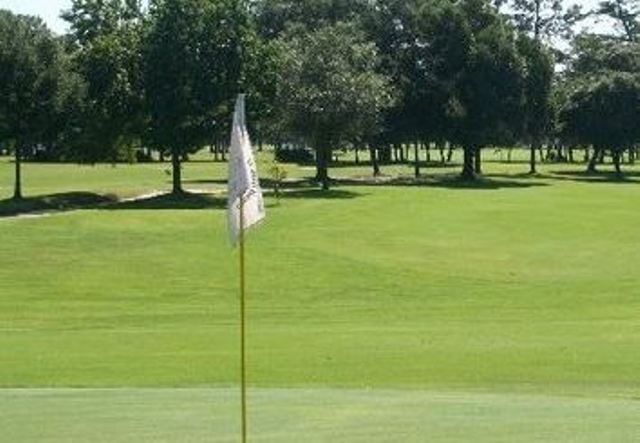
[1,156,640,441]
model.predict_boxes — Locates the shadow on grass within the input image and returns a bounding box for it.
[484,172,552,180]
[0,192,116,218]
[427,176,548,190]
[102,192,227,211]
[549,169,640,184]
[1,192,229,218]
[0,187,361,218]
[482,159,539,165]
[334,174,548,190]
[182,177,317,190]
[265,189,362,200]
[107,188,360,213]
[327,160,458,169]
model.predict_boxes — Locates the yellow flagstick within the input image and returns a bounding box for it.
[239,196,248,443]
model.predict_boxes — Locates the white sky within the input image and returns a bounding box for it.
[0,0,615,36]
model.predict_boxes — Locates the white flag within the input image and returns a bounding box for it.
[227,94,265,246]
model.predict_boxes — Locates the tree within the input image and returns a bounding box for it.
[275,22,394,190]
[501,1,576,174]
[561,73,640,174]
[493,0,509,12]
[450,0,527,179]
[568,33,640,80]
[0,11,71,199]
[144,0,249,194]
[558,26,640,173]
[63,0,146,163]
[254,0,372,158]
[593,0,640,42]
[255,0,369,38]
[518,35,554,173]
[367,0,529,180]
[510,0,564,41]
[62,0,144,45]
[241,31,283,154]
[364,0,470,177]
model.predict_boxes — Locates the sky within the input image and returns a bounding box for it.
[0,0,611,36]
[0,0,70,33]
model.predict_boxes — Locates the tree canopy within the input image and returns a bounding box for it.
[63,0,146,163]
[275,22,394,189]
[144,0,250,193]
[0,10,77,198]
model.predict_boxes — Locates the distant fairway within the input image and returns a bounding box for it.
[1,153,640,441]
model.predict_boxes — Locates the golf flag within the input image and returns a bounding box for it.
[227,94,265,245]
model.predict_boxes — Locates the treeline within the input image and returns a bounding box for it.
[1,0,640,197]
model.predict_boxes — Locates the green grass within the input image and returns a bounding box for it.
[3,389,640,442]
[1,151,640,441]
[0,161,225,200]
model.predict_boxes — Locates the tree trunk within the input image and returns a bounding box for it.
[587,146,601,173]
[13,143,22,200]
[461,145,476,180]
[529,141,538,174]
[414,140,420,178]
[447,145,454,163]
[438,141,446,163]
[397,144,405,163]
[355,146,360,164]
[379,145,391,164]
[534,0,541,42]
[171,148,183,194]
[316,147,330,190]
[613,150,622,175]
[370,146,380,177]
[474,145,482,175]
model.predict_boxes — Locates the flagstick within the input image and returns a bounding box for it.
[239,196,248,443]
